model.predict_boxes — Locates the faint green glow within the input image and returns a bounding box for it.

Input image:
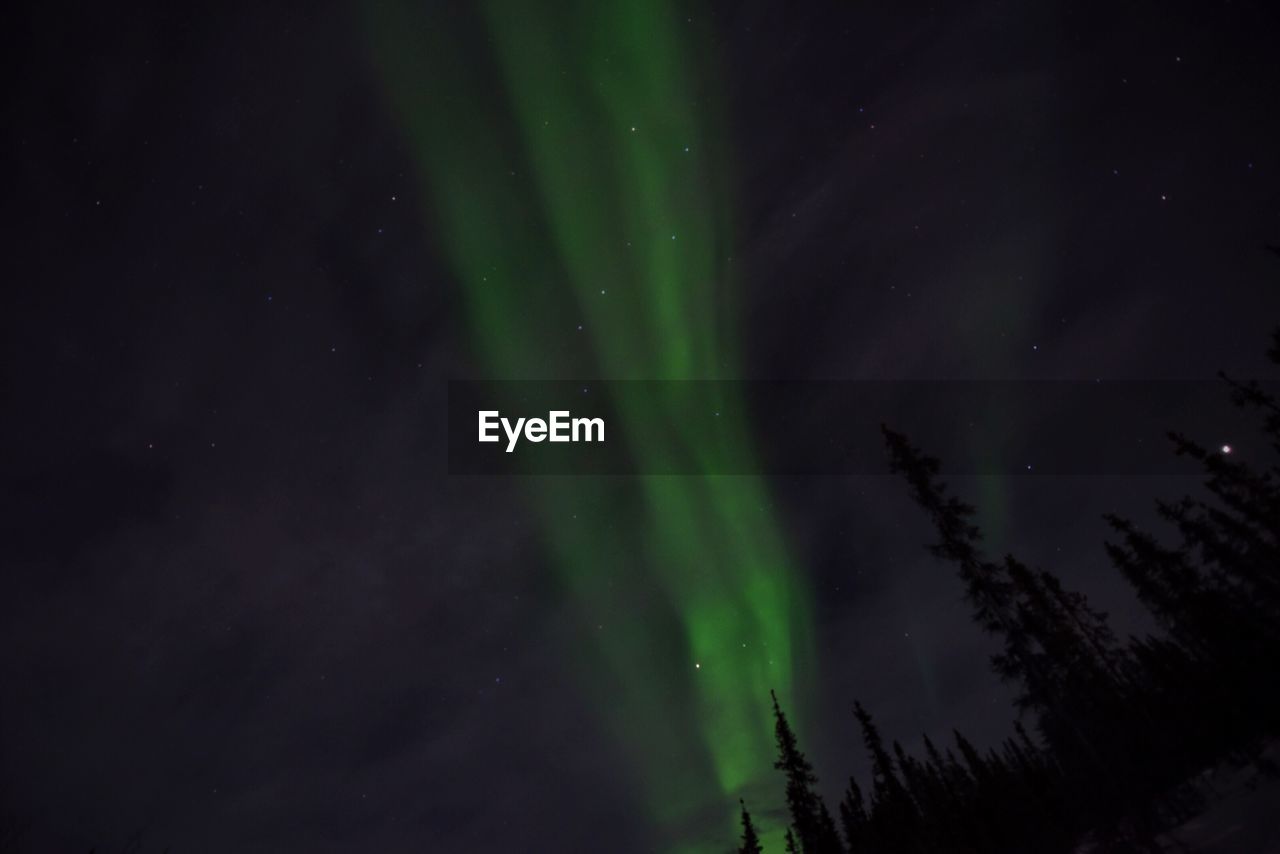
[368,2,812,847]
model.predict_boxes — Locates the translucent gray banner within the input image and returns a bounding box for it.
[447,380,1272,475]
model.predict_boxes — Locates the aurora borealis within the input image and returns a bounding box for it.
[8,0,1280,851]
[370,1,811,846]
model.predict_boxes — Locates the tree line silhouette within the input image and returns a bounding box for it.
[741,325,1280,852]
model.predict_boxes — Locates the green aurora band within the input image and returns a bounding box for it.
[370,2,813,847]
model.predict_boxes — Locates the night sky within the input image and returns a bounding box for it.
[5,1,1280,852]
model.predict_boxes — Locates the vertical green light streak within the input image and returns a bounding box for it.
[369,2,811,847]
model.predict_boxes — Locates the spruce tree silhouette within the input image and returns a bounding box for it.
[853,700,917,851]
[770,691,843,853]
[881,426,1116,789]
[837,777,868,852]
[738,799,765,854]
[740,312,1280,852]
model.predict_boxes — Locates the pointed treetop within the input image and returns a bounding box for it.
[737,799,764,854]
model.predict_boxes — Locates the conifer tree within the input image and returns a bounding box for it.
[741,320,1280,854]
[816,801,843,854]
[839,778,868,852]
[854,701,918,852]
[771,691,843,853]
[881,428,1017,639]
[853,702,910,811]
[884,427,1112,783]
[738,800,764,854]
[1102,324,1280,755]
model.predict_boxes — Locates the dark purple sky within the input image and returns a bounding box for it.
[5,1,1279,851]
